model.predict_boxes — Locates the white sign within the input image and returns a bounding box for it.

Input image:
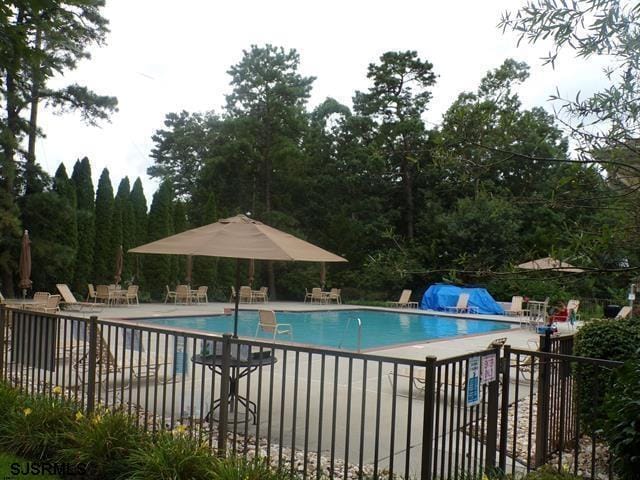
[466,356,481,406]
[481,355,496,385]
[628,293,636,301]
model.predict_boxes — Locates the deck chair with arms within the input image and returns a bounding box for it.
[309,287,324,304]
[239,286,253,303]
[328,288,342,304]
[86,284,98,303]
[251,287,268,303]
[164,285,177,303]
[29,294,60,313]
[193,286,208,303]
[387,290,418,309]
[175,285,190,304]
[56,284,101,312]
[255,310,292,341]
[124,285,139,305]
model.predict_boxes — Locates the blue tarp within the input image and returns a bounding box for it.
[420,284,504,315]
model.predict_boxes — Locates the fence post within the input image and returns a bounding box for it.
[498,344,511,472]
[0,305,5,380]
[535,330,552,467]
[86,316,98,414]
[485,344,501,471]
[420,356,437,480]
[217,334,231,457]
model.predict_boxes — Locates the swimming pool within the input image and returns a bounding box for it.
[140,309,515,350]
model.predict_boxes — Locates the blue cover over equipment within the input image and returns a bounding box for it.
[420,284,504,315]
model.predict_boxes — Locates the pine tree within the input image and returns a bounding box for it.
[112,177,135,283]
[71,157,95,292]
[172,200,189,284]
[144,181,174,298]
[129,178,148,285]
[53,163,78,283]
[93,168,114,283]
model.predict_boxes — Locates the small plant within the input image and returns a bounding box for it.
[603,353,640,480]
[0,391,76,460]
[523,465,583,479]
[59,406,148,479]
[212,456,293,480]
[0,381,20,429]
[126,429,216,479]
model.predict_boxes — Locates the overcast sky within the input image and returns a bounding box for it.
[36,0,610,201]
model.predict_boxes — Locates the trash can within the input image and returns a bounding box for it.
[604,304,621,318]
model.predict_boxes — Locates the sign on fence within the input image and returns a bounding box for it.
[481,354,496,384]
[467,356,481,406]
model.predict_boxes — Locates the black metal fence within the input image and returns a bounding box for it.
[0,306,624,479]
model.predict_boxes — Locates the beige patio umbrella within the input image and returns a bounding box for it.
[517,256,585,273]
[18,230,32,299]
[114,245,124,285]
[129,214,347,336]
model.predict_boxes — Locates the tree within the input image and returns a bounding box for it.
[225,44,315,297]
[52,162,77,281]
[93,168,113,283]
[354,51,437,240]
[112,177,134,283]
[129,178,147,285]
[0,1,117,292]
[144,181,173,298]
[71,157,94,292]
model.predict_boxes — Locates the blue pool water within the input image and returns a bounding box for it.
[141,309,515,350]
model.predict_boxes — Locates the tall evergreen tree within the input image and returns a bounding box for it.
[71,157,95,292]
[53,163,78,282]
[112,177,135,283]
[129,178,148,285]
[193,193,219,294]
[172,200,188,283]
[93,168,114,283]
[144,181,174,298]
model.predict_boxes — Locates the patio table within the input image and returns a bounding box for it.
[192,345,277,424]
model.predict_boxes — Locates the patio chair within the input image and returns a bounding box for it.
[504,296,529,317]
[251,286,268,303]
[255,310,292,341]
[328,288,342,304]
[309,287,325,304]
[387,290,418,309]
[164,285,177,303]
[192,286,208,303]
[124,285,139,305]
[591,305,632,321]
[33,291,50,305]
[95,285,111,304]
[229,286,236,302]
[175,285,190,304]
[30,294,61,314]
[86,284,97,303]
[239,286,253,303]
[56,284,101,312]
[303,288,313,303]
[445,293,477,314]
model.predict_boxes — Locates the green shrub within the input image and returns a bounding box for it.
[212,456,293,480]
[603,354,640,479]
[59,407,148,479]
[573,318,640,432]
[0,382,20,429]
[0,393,76,460]
[126,429,216,479]
[523,466,582,479]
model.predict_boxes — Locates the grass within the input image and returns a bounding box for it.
[0,451,62,479]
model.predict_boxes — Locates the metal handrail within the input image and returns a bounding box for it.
[338,316,362,352]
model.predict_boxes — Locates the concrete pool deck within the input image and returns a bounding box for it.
[70,300,570,359]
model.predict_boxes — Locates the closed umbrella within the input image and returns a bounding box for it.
[247,259,255,288]
[114,245,124,285]
[130,214,347,337]
[18,230,32,299]
[517,256,584,273]
[185,255,193,285]
[320,262,326,290]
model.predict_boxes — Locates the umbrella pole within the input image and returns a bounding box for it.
[233,258,241,338]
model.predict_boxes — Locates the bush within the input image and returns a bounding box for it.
[212,456,293,480]
[126,429,216,479]
[0,382,20,429]
[603,354,640,479]
[0,392,76,460]
[523,466,583,479]
[573,318,640,432]
[59,407,148,479]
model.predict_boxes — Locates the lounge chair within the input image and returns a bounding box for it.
[192,286,208,304]
[510,339,540,381]
[33,291,50,306]
[591,305,632,322]
[444,293,478,314]
[255,310,292,341]
[165,285,177,304]
[56,284,101,312]
[387,290,418,309]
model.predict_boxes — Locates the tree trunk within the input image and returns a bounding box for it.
[25,27,42,195]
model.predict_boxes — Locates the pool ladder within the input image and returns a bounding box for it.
[338,316,362,352]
